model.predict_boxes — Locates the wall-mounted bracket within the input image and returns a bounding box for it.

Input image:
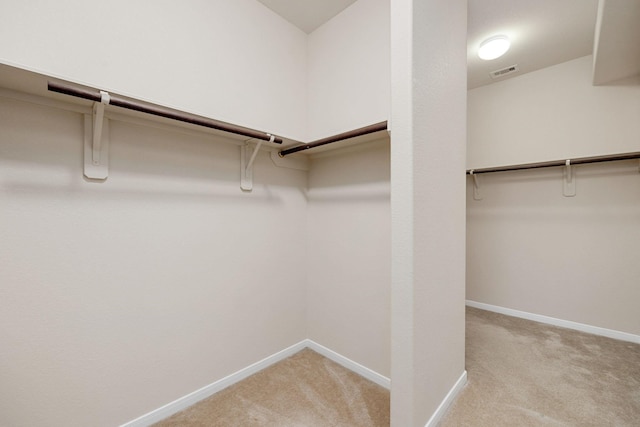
[469,170,482,200]
[84,91,110,180]
[240,135,273,191]
[563,160,576,197]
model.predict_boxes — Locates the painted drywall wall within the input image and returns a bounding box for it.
[390,0,467,425]
[304,0,392,382]
[467,53,640,338]
[0,96,308,427]
[307,0,390,141]
[0,0,308,141]
[306,138,391,378]
[466,161,640,336]
[468,55,640,169]
[0,0,396,143]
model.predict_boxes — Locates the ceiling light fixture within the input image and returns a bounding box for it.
[478,35,510,60]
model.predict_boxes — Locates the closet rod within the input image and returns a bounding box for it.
[278,121,388,157]
[466,151,640,174]
[47,81,283,144]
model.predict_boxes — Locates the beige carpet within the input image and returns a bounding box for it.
[154,308,639,426]
[441,307,640,426]
[153,348,390,426]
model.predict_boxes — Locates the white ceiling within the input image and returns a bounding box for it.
[467,0,598,88]
[258,0,639,88]
[257,0,358,33]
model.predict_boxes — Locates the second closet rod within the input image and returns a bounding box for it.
[279,121,388,157]
[467,151,640,174]
[47,81,283,144]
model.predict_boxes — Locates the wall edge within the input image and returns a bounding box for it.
[423,370,468,427]
[119,339,390,426]
[466,300,640,344]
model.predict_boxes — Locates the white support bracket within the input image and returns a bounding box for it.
[84,91,110,179]
[563,159,576,197]
[240,135,273,191]
[469,170,482,200]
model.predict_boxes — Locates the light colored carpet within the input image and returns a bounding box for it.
[441,307,640,426]
[153,348,390,426]
[154,308,639,426]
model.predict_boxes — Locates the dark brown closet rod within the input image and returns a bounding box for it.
[466,151,640,174]
[279,121,388,157]
[47,81,283,144]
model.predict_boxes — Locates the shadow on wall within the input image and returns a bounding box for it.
[0,97,306,202]
[306,137,390,191]
[305,188,390,203]
[466,158,640,335]
[466,160,640,209]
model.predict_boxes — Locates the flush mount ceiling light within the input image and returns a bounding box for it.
[478,35,510,60]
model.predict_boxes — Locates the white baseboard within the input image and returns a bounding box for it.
[304,339,391,389]
[466,300,640,344]
[120,340,390,426]
[424,370,468,427]
[120,340,307,427]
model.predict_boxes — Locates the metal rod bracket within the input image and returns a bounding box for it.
[563,160,576,197]
[270,150,309,171]
[470,170,482,200]
[241,136,272,191]
[84,92,110,180]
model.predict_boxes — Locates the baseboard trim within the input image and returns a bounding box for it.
[466,300,640,344]
[120,339,390,426]
[304,339,391,389]
[120,340,307,427]
[424,370,467,427]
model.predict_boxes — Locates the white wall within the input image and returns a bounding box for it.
[0,0,308,141]
[0,0,396,143]
[391,0,467,425]
[466,54,640,338]
[305,0,392,380]
[306,138,391,377]
[466,161,640,336]
[307,0,390,140]
[0,2,396,425]
[0,96,308,426]
[468,55,640,169]
[0,1,472,426]
[304,0,392,381]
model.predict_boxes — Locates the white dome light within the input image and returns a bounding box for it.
[478,35,510,60]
